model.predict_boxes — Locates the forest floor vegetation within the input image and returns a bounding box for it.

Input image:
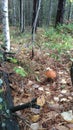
[0,24,73,130]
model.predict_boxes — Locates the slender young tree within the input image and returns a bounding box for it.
[32,0,39,33]
[2,0,10,51]
[20,0,25,32]
[31,0,41,59]
[55,0,66,27]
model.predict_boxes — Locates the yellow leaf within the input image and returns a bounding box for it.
[31,115,40,122]
[37,95,45,107]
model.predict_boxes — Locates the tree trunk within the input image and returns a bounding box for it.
[68,2,73,22]
[20,0,25,32]
[32,0,39,33]
[31,0,41,59]
[48,0,53,26]
[12,0,16,26]
[2,0,10,51]
[55,0,66,27]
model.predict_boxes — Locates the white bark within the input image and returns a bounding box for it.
[2,0,10,51]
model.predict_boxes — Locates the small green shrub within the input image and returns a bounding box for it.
[44,24,73,54]
[14,66,27,77]
[7,57,18,64]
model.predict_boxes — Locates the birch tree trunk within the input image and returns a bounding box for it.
[2,0,10,51]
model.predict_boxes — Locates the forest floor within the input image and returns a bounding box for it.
[0,25,73,130]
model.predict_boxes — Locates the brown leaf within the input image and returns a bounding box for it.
[56,125,69,130]
[67,123,73,129]
[37,95,45,107]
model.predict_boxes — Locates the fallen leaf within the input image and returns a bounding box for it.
[67,123,73,129]
[61,110,73,122]
[32,84,40,89]
[37,95,45,107]
[56,125,69,130]
[48,103,63,111]
[31,122,39,130]
[31,115,40,122]
[60,79,66,84]
[27,80,34,86]
[38,87,44,91]
[45,91,51,95]
[61,89,67,94]
[58,71,64,74]
[60,98,67,102]
[53,96,59,102]
[31,108,40,114]
[68,96,72,100]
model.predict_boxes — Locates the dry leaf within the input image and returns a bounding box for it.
[31,115,40,122]
[53,96,59,102]
[32,84,40,89]
[27,80,34,86]
[37,95,45,107]
[61,89,67,94]
[58,71,63,74]
[60,98,67,102]
[56,125,69,130]
[61,110,73,123]
[14,97,20,104]
[45,111,58,120]
[45,91,51,95]
[60,79,66,84]
[38,87,44,91]
[31,123,39,130]
[67,123,73,129]
[31,108,40,114]
[48,103,63,111]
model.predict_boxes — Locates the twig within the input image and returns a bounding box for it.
[10,98,40,112]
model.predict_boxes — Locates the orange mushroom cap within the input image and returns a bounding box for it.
[45,67,56,79]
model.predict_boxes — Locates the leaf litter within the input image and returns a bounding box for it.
[1,43,73,130]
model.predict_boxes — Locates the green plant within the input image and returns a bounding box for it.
[43,25,73,53]
[7,57,18,64]
[56,23,73,35]
[14,66,27,77]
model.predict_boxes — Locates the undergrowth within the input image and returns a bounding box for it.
[0,24,73,58]
[42,24,73,59]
